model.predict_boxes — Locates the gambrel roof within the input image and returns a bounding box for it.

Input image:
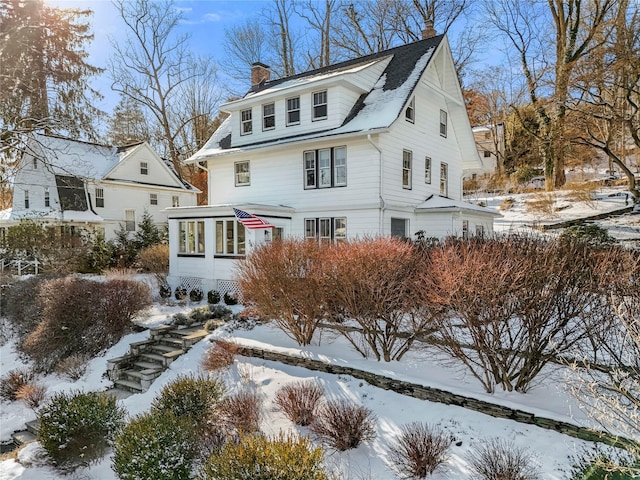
[189,35,447,161]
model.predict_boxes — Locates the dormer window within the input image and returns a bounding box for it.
[287,97,300,126]
[140,162,148,175]
[312,90,327,121]
[405,98,415,123]
[263,103,275,130]
[241,108,253,135]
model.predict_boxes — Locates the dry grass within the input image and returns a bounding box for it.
[525,193,557,218]
[566,181,598,208]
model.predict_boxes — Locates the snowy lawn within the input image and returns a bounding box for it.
[0,301,621,480]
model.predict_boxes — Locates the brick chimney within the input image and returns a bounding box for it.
[251,62,271,86]
[421,21,436,39]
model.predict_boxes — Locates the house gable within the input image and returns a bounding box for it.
[104,143,189,190]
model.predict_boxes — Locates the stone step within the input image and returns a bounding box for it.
[151,344,184,355]
[11,430,36,446]
[169,326,206,336]
[159,337,184,347]
[139,352,166,364]
[134,360,164,370]
[114,378,144,393]
[25,420,40,435]
[122,368,162,381]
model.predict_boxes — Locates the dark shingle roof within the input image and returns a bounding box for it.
[248,35,444,96]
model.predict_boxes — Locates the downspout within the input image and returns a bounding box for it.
[367,134,384,234]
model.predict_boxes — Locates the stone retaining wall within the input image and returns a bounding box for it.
[237,346,635,450]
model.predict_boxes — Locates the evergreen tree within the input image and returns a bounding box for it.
[0,0,103,155]
[107,95,151,146]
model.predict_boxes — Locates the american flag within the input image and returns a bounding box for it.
[233,208,275,230]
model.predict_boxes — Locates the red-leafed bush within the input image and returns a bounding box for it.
[274,381,324,426]
[238,239,327,346]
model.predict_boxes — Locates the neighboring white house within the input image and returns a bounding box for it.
[167,33,499,296]
[1,134,199,242]
[464,124,506,180]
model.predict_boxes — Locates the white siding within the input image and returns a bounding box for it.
[208,137,381,212]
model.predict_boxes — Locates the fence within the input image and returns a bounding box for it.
[0,259,40,276]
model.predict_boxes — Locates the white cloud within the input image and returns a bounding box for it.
[203,12,222,22]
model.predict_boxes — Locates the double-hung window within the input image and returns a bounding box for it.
[140,162,148,175]
[287,97,300,125]
[440,162,448,197]
[440,109,447,137]
[425,156,432,184]
[178,220,205,255]
[312,90,327,120]
[235,161,250,186]
[24,190,29,209]
[304,217,346,243]
[215,220,246,256]
[263,103,275,130]
[125,209,136,232]
[150,193,158,205]
[95,188,104,207]
[241,108,253,135]
[304,146,346,189]
[172,195,179,207]
[44,187,50,207]
[402,150,412,189]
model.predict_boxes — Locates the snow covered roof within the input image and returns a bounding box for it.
[29,134,120,179]
[189,35,444,161]
[415,195,502,217]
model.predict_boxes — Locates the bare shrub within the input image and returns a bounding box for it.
[16,383,47,410]
[137,244,169,274]
[324,237,435,361]
[22,277,151,372]
[423,236,611,393]
[466,438,539,480]
[201,340,239,372]
[55,354,90,381]
[311,399,376,451]
[389,422,452,478]
[274,381,324,426]
[567,250,640,466]
[2,276,47,343]
[237,239,327,346]
[0,368,34,401]
[217,389,263,435]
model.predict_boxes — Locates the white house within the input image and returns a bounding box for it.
[1,134,199,242]
[464,124,506,180]
[167,33,499,296]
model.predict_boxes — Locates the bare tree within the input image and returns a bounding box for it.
[487,0,617,189]
[296,0,338,69]
[109,0,221,172]
[221,19,270,89]
[570,0,640,203]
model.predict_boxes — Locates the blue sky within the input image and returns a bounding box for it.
[48,0,270,113]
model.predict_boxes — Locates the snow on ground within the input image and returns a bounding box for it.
[0,301,619,480]
[1,186,638,479]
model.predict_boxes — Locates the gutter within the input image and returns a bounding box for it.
[367,133,385,234]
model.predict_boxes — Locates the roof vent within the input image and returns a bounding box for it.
[251,62,271,86]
